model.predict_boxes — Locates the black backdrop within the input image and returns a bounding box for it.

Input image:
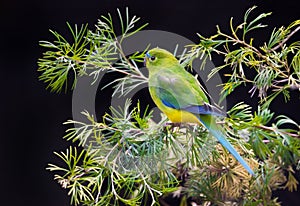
[1,0,300,205]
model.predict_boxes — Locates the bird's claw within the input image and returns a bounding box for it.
[164,122,182,127]
[163,122,182,133]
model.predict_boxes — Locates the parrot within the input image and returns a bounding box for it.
[144,47,254,175]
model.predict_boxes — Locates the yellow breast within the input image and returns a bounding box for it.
[150,89,200,124]
[164,108,200,123]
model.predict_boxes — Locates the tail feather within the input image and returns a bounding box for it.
[199,115,254,175]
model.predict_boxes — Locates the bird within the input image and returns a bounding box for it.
[144,47,254,175]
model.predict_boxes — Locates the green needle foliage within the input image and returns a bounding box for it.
[40,7,300,206]
[186,6,300,108]
[38,7,148,94]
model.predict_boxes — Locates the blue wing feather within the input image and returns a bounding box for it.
[161,98,226,117]
[182,104,226,116]
[161,99,177,109]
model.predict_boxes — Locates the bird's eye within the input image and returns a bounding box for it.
[150,56,156,61]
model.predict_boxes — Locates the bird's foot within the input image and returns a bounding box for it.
[164,122,182,127]
[163,122,182,133]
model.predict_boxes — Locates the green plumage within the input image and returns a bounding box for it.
[144,48,254,175]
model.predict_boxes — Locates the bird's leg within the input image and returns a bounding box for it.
[164,122,182,127]
[163,122,182,133]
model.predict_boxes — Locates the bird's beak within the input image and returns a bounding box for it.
[144,52,151,67]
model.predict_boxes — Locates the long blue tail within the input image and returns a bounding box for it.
[199,115,254,175]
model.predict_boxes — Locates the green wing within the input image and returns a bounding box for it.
[150,67,225,116]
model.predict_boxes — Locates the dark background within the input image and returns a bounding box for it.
[1,0,300,205]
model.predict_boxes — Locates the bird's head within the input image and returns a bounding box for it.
[144,48,179,72]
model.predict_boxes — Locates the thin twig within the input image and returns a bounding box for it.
[271,25,300,51]
[255,124,300,138]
